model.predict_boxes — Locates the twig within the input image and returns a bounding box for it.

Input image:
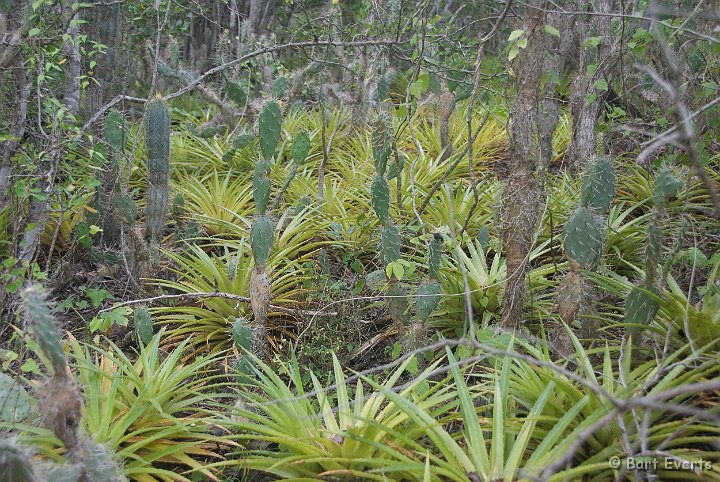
[98,291,337,318]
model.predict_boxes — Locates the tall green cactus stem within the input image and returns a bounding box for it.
[258,101,282,159]
[428,233,442,279]
[145,98,170,249]
[21,286,66,375]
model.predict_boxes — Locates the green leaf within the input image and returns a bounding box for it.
[28,27,41,37]
[585,36,603,48]
[508,29,525,42]
[543,24,560,37]
[594,79,608,92]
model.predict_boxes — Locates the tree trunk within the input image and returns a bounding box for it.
[500,0,547,329]
[567,0,616,168]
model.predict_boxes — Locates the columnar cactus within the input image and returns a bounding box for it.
[557,156,615,329]
[145,97,170,250]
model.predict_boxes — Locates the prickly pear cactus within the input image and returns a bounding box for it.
[415,280,441,322]
[258,101,282,160]
[625,285,659,328]
[251,215,274,267]
[0,439,35,482]
[380,224,401,265]
[371,175,390,224]
[387,281,408,324]
[653,167,682,208]
[133,307,153,345]
[580,156,616,214]
[563,207,605,270]
[113,193,138,224]
[232,318,253,350]
[292,131,310,164]
[253,161,272,215]
[271,76,289,98]
[21,286,66,375]
[372,125,392,177]
[145,97,170,246]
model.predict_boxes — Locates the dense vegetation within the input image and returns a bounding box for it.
[1,0,719,480]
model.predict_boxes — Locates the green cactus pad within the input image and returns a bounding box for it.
[0,373,32,423]
[226,81,246,105]
[371,175,390,224]
[386,157,404,180]
[232,318,253,350]
[235,356,256,378]
[272,76,289,98]
[113,194,138,224]
[625,285,659,328]
[259,101,282,160]
[253,164,272,215]
[372,126,392,176]
[380,224,401,265]
[654,168,682,208]
[416,280,441,322]
[234,133,254,149]
[563,207,605,270]
[0,439,35,482]
[133,307,153,345]
[104,110,125,152]
[387,281,408,323]
[580,156,616,214]
[251,215,274,266]
[292,131,311,164]
[428,234,443,279]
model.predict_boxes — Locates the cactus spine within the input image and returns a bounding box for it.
[145,97,170,251]
[557,157,615,332]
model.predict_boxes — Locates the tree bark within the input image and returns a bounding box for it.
[500,0,547,329]
[566,0,616,169]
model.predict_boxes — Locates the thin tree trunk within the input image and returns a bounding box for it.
[567,0,616,169]
[500,0,547,329]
